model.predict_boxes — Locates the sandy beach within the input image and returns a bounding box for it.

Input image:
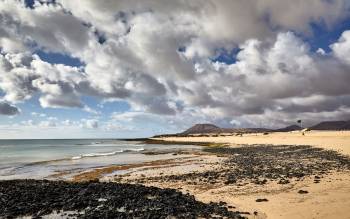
[115,163,350,219]
[157,130,350,155]
[97,130,350,219]
[2,1,350,218]
[1,131,350,218]
[139,130,350,219]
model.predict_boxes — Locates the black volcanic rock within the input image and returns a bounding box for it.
[0,180,245,219]
[310,120,350,130]
[298,190,309,194]
[255,198,268,202]
[140,145,350,187]
[275,125,302,132]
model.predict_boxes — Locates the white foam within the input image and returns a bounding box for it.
[71,148,144,160]
[124,148,145,152]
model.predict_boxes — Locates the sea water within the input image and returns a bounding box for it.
[0,139,201,180]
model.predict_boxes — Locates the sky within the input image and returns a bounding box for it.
[1,0,350,139]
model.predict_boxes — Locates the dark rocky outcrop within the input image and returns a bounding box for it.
[0,180,245,219]
[134,145,350,187]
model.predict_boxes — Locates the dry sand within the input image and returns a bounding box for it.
[116,163,350,219]
[68,131,350,219]
[102,148,350,219]
[157,130,350,155]
[140,130,350,219]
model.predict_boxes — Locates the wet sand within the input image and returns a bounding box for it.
[5,131,349,218]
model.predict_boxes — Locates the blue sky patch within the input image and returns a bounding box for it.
[35,50,84,67]
[211,48,241,65]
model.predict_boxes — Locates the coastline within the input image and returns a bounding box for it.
[1,131,350,218]
[99,131,350,219]
[154,130,350,155]
[144,131,350,219]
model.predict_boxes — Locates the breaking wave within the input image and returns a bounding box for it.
[71,148,144,160]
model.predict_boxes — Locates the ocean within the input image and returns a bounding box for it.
[0,139,201,180]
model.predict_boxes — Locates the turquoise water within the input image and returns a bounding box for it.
[0,139,201,180]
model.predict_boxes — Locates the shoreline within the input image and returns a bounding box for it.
[108,132,350,218]
[155,130,350,155]
[1,131,350,218]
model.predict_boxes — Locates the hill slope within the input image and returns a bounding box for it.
[181,124,222,134]
[177,120,350,136]
[275,125,302,132]
[180,124,272,135]
[310,121,350,130]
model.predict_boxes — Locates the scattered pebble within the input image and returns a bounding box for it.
[298,190,309,194]
[255,198,269,202]
[136,145,350,187]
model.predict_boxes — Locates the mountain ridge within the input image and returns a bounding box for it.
[180,123,272,135]
[181,120,350,135]
[153,120,350,137]
[310,120,350,130]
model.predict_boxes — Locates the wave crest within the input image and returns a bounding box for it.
[71,148,144,160]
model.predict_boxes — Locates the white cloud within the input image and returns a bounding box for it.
[61,119,72,126]
[331,30,350,64]
[0,0,350,129]
[103,122,134,131]
[31,112,47,117]
[21,120,35,126]
[39,120,56,127]
[316,48,326,55]
[83,106,100,115]
[82,119,99,129]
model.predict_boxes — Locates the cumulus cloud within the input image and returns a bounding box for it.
[0,101,20,115]
[82,119,99,129]
[331,30,350,64]
[103,122,134,132]
[0,0,91,54]
[61,119,72,126]
[31,112,46,117]
[0,0,350,127]
[39,120,56,127]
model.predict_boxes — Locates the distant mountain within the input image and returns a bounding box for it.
[275,125,302,132]
[156,120,350,137]
[181,124,222,134]
[246,128,273,133]
[342,121,350,129]
[180,124,272,135]
[310,120,350,130]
